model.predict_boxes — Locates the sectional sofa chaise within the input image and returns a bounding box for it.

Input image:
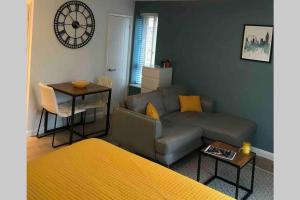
[111,85,257,166]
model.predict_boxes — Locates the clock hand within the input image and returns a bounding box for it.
[78,25,87,29]
[68,14,76,22]
[55,23,73,26]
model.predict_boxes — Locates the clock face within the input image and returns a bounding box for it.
[54,1,95,49]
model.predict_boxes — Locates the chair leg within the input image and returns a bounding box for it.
[52,130,55,147]
[82,112,86,136]
[108,114,110,130]
[94,108,97,121]
[36,108,44,138]
[67,117,70,126]
[52,114,58,148]
[54,114,57,129]
[80,112,83,124]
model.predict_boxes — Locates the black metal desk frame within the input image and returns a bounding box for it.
[41,83,111,147]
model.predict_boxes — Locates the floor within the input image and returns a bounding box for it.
[27,118,107,161]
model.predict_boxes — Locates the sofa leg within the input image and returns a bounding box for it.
[165,164,171,169]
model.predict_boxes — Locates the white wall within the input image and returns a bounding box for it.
[27,0,134,135]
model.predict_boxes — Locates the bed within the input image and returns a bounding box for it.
[27,139,233,200]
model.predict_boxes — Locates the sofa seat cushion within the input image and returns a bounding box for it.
[161,112,216,126]
[155,123,203,155]
[126,91,167,116]
[161,112,256,147]
[199,114,257,147]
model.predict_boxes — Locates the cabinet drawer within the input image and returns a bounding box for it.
[141,87,153,93]
[142,67,160,79]
[141,76,159,90]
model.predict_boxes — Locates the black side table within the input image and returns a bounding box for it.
[197,141,256,200]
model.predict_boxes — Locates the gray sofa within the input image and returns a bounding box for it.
[111,85,257,166]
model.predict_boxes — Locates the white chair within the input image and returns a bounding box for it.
[37,82,86,147]
[84,76,112,121]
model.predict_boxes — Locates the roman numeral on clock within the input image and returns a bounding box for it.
[67,5,72,12]
[60,13,66,17]
[65,36,70,43]
[75,4,79,12]
[58,30,66,35]
[56,22,64,26]
[85,31,91,37]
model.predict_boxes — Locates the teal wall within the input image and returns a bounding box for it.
[134,0,273,152]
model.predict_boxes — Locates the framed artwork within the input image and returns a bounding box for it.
[241,24,273,63]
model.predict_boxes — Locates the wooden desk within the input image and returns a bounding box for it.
[48,82,112,145]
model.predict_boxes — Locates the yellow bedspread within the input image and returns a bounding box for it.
[28,139,233,200]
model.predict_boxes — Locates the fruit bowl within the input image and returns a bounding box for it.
[71,80,90,88]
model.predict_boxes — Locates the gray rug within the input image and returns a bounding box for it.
[171,152,273,200]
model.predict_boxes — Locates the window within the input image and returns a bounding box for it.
[131,13,158,85]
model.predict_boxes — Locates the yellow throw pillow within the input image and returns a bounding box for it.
[179,95,203,112]
[146,102,160,120]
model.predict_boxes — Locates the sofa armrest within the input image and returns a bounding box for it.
[201,96,215,113]
[111,107,162,159]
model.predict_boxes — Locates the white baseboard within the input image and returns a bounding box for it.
[27,129,34,137]
[251,146,273,161]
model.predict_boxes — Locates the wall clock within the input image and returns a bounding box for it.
[54,1,95,49]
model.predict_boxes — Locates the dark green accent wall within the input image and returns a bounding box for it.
[134,0,273,152]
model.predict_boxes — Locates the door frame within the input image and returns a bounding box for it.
[105,13,133,101]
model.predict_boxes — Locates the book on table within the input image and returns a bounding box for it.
[204,145,237,160]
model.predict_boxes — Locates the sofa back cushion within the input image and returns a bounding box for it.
[126,91,167,116]
[158,85,187,113]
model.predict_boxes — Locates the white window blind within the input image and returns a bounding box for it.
[142,13,158,68]
[131,13,158,84]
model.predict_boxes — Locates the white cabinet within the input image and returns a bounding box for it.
[141,66,173,93]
